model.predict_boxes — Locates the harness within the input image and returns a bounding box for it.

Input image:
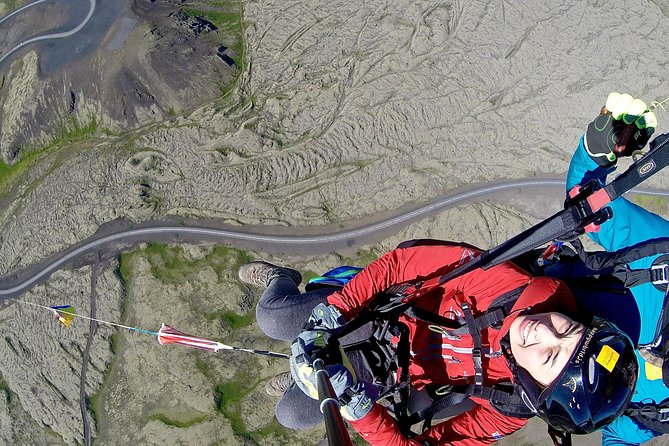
[332,235,669,439]
[400,284,535,425]
[333,254,535,435]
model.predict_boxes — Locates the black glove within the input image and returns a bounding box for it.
[584,92,657,167]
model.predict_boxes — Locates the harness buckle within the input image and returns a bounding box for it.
[472,348,484,387]
[652,264,669,284]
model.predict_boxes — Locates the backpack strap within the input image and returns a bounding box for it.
[402,285,528,335]
[625,399,669,434]
[568,238,669,292]
[405,382,535,429]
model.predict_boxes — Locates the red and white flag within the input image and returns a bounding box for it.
[157,323,228,352]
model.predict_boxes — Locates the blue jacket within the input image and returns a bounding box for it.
[567,137,669,445]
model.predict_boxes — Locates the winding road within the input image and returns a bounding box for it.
[2,178,668,299]
[0,0,96,66]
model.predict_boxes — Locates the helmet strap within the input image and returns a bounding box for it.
[547,427,572,446]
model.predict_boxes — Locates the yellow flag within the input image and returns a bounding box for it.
[50,305,75,328]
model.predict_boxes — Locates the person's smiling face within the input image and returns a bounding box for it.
[509,312,586,386]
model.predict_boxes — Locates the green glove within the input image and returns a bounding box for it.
[289,304,353,399]
[289,338,354,400]
[340,381,378,421]
[584,92,657,167]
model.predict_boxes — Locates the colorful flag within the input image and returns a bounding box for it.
[157,323,225,352]
[50,305,76,328]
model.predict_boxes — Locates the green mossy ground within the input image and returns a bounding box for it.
[112,243,314,444]
[0,115,98,197]
[214,371,308,445]
[109,241,375,444]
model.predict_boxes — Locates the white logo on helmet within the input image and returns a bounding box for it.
[562,377,577,393]
[520,390,537,414]
[568,396,581,410]
[574,327,599,365]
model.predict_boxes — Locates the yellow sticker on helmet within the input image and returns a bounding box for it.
[596,345,620,372]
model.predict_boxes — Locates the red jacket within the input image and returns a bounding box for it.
[327,242,576,446]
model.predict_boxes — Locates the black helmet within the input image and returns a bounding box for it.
[515,316,638,434]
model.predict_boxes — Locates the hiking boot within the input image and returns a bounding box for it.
[265,371,294,397]
[238,261,302,288]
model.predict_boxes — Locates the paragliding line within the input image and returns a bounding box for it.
[9,298,288,358]
[14,298,158,334]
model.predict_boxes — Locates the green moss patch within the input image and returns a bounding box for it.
[214,372,295,444]
[214,375,255,438]
[51,115,98,146]
[0,147,46,196]
[0,115,98,197]
[117,252,135,285]
[148,413,210,428]
[219,310,256,329]
[136,243,252,285]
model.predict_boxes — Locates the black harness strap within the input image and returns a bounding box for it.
[469,307,509,331]
[393,284,531,427]
[461,302,484,387]
[406,391,470,428]
[615,263,669,288]
[406,383,535,428]
[625,400,669,434]
[463,284,528,331]
[569,238,669,291]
